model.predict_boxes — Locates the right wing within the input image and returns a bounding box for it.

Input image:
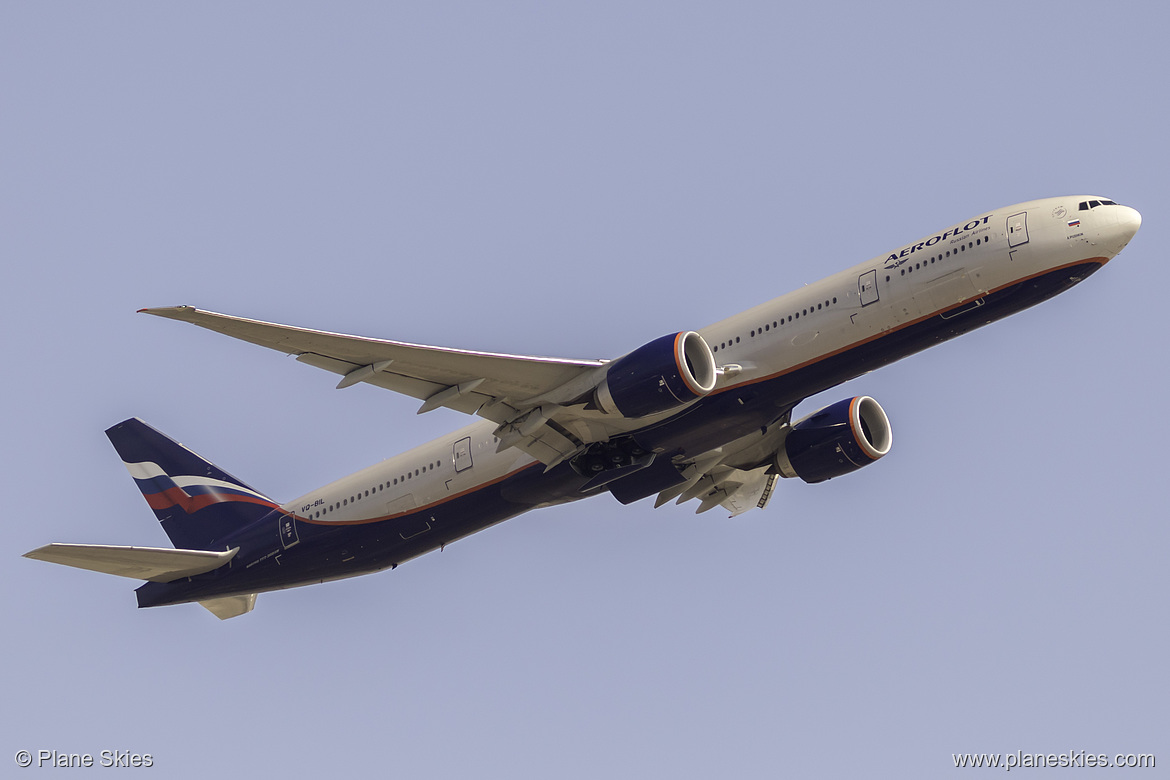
[655,461,779,516]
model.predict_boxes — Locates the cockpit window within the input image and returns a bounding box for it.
[1079,199,1119,211]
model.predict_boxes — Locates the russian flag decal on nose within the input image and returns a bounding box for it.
[1067,219,1081,228]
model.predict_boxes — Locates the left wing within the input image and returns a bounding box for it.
[143,306,613,465]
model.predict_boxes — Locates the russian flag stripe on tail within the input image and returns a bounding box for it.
[105,419,279,550]
[122,459,276,514]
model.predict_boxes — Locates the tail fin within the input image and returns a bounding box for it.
[106,418,279,550]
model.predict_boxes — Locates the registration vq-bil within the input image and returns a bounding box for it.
[26,196,1141,619]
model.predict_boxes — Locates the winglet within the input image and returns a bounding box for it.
[138,305,198,320]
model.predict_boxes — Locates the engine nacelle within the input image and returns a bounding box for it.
[595,332,717,418]
[776,396,892,484]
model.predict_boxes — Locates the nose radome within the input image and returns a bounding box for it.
[1110,205,1141,255]
[1117,205,1141,237]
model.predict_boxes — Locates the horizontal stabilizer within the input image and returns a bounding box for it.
[24,543,238,583]
[199,593,256,620]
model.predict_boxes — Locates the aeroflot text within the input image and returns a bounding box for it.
[885,215,992,266]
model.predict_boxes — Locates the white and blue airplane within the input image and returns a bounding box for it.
[25,196,1141,619]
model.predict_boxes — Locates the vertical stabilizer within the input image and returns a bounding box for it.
[106,419,278,550]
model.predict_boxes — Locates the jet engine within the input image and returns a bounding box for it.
[594,331,717,418]
[776,396,892,484]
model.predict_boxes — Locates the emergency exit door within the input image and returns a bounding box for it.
[453,437,473,472]
[1007,211,1029,247]
[858,269,879,306]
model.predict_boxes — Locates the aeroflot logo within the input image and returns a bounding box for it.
[884,215,992,268]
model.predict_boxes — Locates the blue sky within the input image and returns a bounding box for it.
[4,2,1166,777]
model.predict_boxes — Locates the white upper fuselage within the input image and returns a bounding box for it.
[286,196,1140,529]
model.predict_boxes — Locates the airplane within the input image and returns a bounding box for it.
[24,196,1141,619]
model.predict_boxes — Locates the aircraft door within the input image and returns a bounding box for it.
[858,269,879,306]
[1007,211,1030,247]
[279,513,300,549]
[453,437,473,472]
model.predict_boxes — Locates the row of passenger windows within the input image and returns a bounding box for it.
[888,237,987,281]
[711,297,840,352]
[708,231,992,355]
[310,459,444,519]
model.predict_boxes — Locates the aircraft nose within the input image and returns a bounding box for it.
[1108,205,1141,256]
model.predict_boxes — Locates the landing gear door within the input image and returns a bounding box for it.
[858,269,879,306]
[453,437,473,473]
